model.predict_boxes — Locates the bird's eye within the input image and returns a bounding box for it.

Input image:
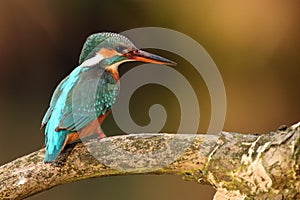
[123,50,135,59]
[116,46,127,53]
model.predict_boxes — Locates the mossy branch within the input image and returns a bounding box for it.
[0,122,300,200]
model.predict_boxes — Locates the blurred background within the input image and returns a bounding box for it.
[0,0,299,199]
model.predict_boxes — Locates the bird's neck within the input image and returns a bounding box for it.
[105,60,130,81]
[105,62,120,81]
[79,54,126,81]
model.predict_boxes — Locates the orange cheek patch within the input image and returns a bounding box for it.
[98,48,119,58]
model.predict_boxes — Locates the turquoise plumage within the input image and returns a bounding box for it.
[42,32,176,162]
[42,65,119,162]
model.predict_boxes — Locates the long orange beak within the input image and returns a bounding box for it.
[124,50,177,66]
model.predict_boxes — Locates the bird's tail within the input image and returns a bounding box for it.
[44,130,68,163]
[44,150,61,163]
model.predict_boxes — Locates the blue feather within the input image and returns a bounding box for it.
[42,63,119,162]
[43,67,83,162]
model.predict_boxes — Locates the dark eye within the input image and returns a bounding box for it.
[116,46,127,53]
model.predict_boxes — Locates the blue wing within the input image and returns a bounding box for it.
[42,67,83,162]
[41,77,66,128]
[42,67,119,162]
[56,70,119,131]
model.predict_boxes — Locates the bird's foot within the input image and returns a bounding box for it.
[97,132,106,139]
[96,127,106,139]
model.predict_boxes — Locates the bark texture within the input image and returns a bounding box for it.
[0,122,299,200]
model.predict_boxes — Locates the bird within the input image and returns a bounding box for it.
[41,32,176,162]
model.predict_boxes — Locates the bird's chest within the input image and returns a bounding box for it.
[95,72,119,107]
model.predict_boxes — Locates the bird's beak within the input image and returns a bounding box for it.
[124,50,177,66]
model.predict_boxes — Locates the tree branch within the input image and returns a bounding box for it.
[1,122,300,200]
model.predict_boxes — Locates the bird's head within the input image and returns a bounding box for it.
[79,32,176,80]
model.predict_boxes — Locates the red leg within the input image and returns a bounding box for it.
[96,111,110,139]
[96,126,106,139]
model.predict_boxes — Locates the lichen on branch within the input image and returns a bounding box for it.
[0,122,299,200]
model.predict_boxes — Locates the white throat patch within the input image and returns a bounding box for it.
[79,54,104,67]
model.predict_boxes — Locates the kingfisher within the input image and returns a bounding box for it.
[41,32,176,162]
